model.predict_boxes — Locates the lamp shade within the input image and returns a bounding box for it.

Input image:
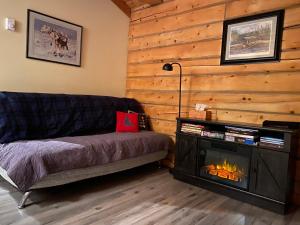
[162,63,173,71]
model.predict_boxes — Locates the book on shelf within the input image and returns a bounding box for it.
[181,123,204,128]
[224,132,258,140]
[225,126,258,135]
[201,130,224,139]
[180,123,285,148]
[181,123,204,134]
[224,125,258,145]
[259,142,284,149]
[225,135,257,145]
[181,128,202,134]
[181,126,203,131]
[260,137,284,142]
[260,137,284,148]
[181,127,203,132]
[260,141,284,145]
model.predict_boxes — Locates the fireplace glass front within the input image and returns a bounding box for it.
[198,140,251,190]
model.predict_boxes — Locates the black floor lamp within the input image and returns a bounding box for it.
[162,63,182,118]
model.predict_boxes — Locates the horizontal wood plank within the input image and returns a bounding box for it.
[188,60,300,75]
[188,72,300,92]
[127,59,220,77]
[142,104,300,123]
[128,39,221,64]
[128,91,300,114]
[144,104,179,121]
[131,0,225,23]
[215,110,300,124]
[150,118,177,136]
[132,0,300,29]
[125,0,164,10]
[128,59,300,77]
[129,4,225,38]
[282,28,300,50]
[127,72,300,92]
[281,49,300,60]
[147,108,300,125]
[128,28,300,64]
[225,0,300,19]
[128,22,223,51]
[131,0,177,22]
[129,22,300,54]
[285,5,300,28]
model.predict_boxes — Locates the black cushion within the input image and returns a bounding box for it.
[0,92,143,143]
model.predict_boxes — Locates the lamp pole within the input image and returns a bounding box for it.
[162,62,182,119]
[171,63,182,118]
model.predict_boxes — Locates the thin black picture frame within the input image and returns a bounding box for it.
[26,9,83,67]
[220,10,284,65]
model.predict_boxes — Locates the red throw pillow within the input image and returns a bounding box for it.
[116,111,139,132]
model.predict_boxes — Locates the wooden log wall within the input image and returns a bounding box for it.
[125,0,300,204]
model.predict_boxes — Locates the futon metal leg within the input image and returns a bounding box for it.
[18,191,32,209]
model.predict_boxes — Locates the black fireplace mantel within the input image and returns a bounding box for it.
[173,118,299,214]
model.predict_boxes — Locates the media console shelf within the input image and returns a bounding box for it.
[173,118,299,214]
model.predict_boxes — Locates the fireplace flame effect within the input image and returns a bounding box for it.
[204,160,245,182]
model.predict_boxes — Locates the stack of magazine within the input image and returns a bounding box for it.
[224,126,258,145]
[181,123,204,135]
[259,137,284,149]
[201,130,224,139]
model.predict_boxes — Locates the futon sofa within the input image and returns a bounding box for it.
[0,92,171,208]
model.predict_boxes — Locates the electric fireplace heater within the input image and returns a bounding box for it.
[198,139,252,190]
[174,118,298,214]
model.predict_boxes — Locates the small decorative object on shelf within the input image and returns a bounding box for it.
[188,103,212,120]
[188,110,212,120]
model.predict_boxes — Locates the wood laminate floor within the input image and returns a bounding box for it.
[0,165,299,225]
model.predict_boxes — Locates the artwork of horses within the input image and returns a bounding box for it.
[27,10,82,66]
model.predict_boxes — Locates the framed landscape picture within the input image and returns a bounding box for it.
[220,10,284,65]
[27,10,83,67]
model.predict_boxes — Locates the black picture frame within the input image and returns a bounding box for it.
[220,10,284,65]
[26,9,83,67]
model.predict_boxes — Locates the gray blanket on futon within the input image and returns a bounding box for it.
[0,131,171,192]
